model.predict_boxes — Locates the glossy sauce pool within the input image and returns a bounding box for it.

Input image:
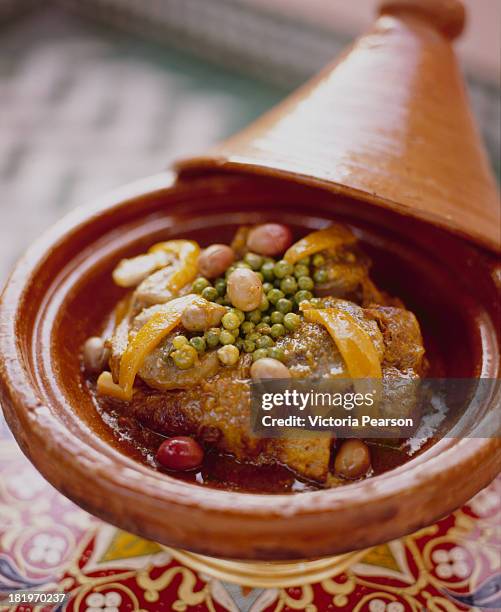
[87,375,437,493]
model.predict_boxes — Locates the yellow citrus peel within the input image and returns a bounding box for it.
[149,240,200,293]
[284,225,356,264]
[302,306,382,380]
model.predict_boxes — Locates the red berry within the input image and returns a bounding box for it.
[156,436,204,471]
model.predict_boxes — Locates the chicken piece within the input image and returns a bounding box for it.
[132,268,192,312]
[366,306,426,375]
[107,294,225,384]
[314,246,371,300]
[365,305,426,424]
[100,351,332,482]
[314,245,401,307]
[139,342,220,391]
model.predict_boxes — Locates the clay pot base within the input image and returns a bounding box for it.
[163,547,367,588]
[0,172,499,560]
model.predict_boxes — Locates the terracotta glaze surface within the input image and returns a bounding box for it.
[0,0,500,561]
[176,0,500,253]
[0,173,499,559]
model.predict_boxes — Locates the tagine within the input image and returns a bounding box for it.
[1,0,499,560]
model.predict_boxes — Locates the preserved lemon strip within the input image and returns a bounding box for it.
[114,294,133,325]
[96,372,128,400]
[303,306,382,380]
[112,240,200,290]
[284,225,356,264]
[112,251,169,287]
[149,240,200,293]
[97,294,202,400]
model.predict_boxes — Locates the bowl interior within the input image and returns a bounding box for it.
[46,180,492,436]
[3,172,499,558]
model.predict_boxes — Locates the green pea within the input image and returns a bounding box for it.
[244,252,263,270]
[261,261,276,281]
[215,297,225,305]
[298,256,311,266]
[268,347,285,362]
[172,345,197,369]
[294,264,310,279]
[160,345,172,363]
[295,290,313,305]
[312,254,325,267]
[172,335,189,349]
[283,312,301,331]
[267,288,284,305]
[222,294,232,305]
[252,348,269,361]
[225,265,237,279]
[271,323,286,338]
[280,276,298,295]
[274,260,294,279]
[230,308,245,323]
[214,278,227,296]
[243,339,256,353]
[276,298,293,314]
[235,337,244,350]
[192,277,210,294]
[246,309,262,324]
[274,279,282,288]
[309,297,323,308]
[246,332,261,343]
[202,286,218,302]
[262,282,274,293]
[217,344,240,366]
[241,321,255,335]
[205,328,221,348]
[270,311,284,324]
[189,336,206,353]
[261,315,271,324]
[255,271,264,282]
[235,261,252,269]
[313,269,328,284]
[255,323,271,335]
[222,312,241,330]
[219,330,236,345]
[259,295,270,312]
[297,276,314,291]
[256,335,274,349]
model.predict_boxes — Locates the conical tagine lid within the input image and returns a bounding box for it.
[177,0,500,253]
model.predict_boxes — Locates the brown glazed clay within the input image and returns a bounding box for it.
[177,0,500,252]
[0,0,500,559]
[0,173,499,559]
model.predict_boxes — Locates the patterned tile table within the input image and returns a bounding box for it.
[0,417,499,612]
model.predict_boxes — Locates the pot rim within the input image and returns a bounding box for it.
[1,171,499,556]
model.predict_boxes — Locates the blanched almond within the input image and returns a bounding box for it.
[198,244,235,278]
[247,224,293,256]
[227,268,263,312]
